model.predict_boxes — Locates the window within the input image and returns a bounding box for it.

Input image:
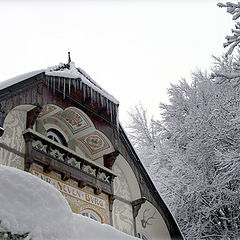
[47,129,67,146]
[81,210,101,223]
[137,233,149,240]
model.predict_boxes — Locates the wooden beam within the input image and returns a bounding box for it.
[103,151,120,169]
[26,105,42,129]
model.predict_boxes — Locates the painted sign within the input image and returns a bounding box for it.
[32,170,106,209]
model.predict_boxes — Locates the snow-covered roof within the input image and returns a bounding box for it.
[0,62,119,107]
[0,70,44,90]
[46,62,119,105]
[0,165,137,240]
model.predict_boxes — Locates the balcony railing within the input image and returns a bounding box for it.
[23,128,117,195]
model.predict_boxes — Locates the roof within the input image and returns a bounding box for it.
[0,62,119,105]
[0,70,44,90]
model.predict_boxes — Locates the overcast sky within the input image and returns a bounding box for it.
[0,0,234,123]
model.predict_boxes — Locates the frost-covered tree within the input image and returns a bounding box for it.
[127,65,240,239]
[218,2,240,56]
[127,2,240,239]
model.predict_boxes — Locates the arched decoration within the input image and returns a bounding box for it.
[38,104,62,119]
[112,154,141,237]
[135,201,171,240]
[113,154,141,201]
[36,105,115,162]
[0,104,36,170]
[41,117,72,143]
[79,205,105,223]
[81,209,102,223]
[77,130,114,161]
[54,107,94,135]
[47,129,67,146]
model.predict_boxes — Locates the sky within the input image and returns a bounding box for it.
[0,0,234,124]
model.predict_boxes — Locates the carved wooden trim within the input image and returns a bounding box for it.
[61,171,70,181]
[132,197,146,218]
[78,180,87,188]
[109,194,115,226]
[26,105,42,129]
[113,195,132,205]
[23,132,34,172]
[103,151,119,170]
[132,197,146,237]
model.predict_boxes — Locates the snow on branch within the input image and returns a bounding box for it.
[218,2,240,56]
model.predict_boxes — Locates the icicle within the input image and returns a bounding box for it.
[58,77,60,90]
[116,104,119,132]
[87,86,90,96]
[80,80,82,91]
[106,99,109,114]
[47,76,49,88]
[97,92,99,104]
[109,102,113,121]
[90,88,93,105]
[112,104,116,122]
[53,77,55,94]
[93,91,96,104]
[83,84,86,101]
[100,95,103,107]
[63,78,66,99]
[69,78,71,95]
[74,79,78,92]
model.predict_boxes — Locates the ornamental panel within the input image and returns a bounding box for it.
[79,131,110,155]
[38,104,58,118]
[55,108,92,134]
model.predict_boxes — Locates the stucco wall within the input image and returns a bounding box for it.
[0,109,26,170]
[136,201,171,240]
[112,199,134,236]
[112,155,141,236]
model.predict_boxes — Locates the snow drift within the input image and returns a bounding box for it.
[0,165,137,240]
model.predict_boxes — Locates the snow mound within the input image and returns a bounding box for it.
[0,165,137,240]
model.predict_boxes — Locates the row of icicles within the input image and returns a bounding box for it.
[45,75,119,124]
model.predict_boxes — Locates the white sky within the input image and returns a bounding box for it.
[0,0,234,123]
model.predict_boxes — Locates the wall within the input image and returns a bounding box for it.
[136,201,171,240]
[112,154,141,236]
[0,108,27,170]
[31,163,110,224]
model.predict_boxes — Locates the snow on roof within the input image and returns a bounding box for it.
[0,70,44,90]
[45,62,119,105]
[0,165,137,240]
[0,62,119,106]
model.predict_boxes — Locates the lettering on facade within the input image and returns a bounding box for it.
[32,170,106,209]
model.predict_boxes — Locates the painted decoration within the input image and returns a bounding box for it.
[0,109,25,170]
[32,169,106,209]
[112,163,135,236]
[113,164,132,201]
[113,199,134,236]
[38,104,57,118]
[79,131,110,155]
[56,108,91,134]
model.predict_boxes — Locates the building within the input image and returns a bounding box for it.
[0,55,183,240]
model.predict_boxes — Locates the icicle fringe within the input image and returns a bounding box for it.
[45,75,119,124]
